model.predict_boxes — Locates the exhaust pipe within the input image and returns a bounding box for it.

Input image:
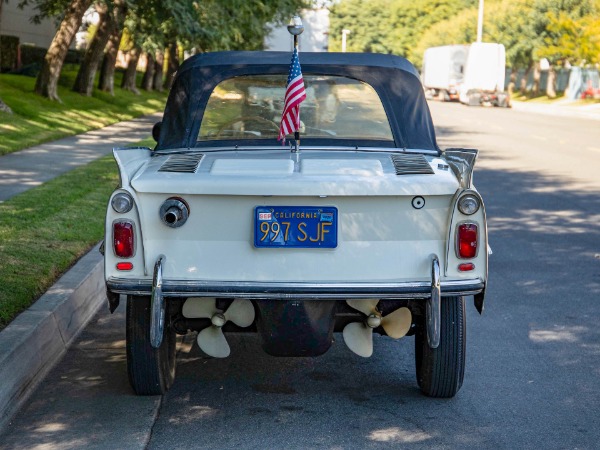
[160,198,189,228]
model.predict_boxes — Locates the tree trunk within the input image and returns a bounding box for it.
[546,67,557,98]
[73,3,112,96]
[510,68,517,84]
[164,41,179,90]
[98,0,127,94]
[520,66,531,95]
[152,51,164,92]
[34,0,92,101]
[121,47,141,94]
[532,62,541,96]
[141,52,155,91]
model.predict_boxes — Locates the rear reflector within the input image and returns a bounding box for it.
[458,263,475,272]
[457,223,478,259]
[116,262,133,271]
[113,221,134,258]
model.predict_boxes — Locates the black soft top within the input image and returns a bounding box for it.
[157,51,439,152]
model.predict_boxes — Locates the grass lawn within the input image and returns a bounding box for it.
[0,67,167,156]
[0,153,121,329]
[511,92,600,105]
[0,135,153,330]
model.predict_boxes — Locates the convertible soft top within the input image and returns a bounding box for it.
[157,51,439,152]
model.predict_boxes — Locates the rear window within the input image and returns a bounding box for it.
[198,75,394,142]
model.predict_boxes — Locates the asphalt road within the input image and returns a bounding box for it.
[2,102,600,449]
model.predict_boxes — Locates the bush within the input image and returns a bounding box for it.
[20,45,84,67]
[19,44,47,67]
[0,35,20,72]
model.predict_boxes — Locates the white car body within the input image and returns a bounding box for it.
[106,148,486,288]
[103,51,489,398]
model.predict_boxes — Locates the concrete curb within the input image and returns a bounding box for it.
[0,243,105,432]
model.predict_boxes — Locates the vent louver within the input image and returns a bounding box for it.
[391,154,434,175]
[158,153,204,173]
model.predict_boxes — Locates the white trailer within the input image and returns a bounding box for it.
[458,42,509,107]
[421,45,469,101]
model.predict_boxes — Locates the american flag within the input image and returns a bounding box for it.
[278,48,307,141]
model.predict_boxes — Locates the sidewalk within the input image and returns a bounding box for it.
[0,113,161,432]
[511,99,600,121]
[0,112,162,202]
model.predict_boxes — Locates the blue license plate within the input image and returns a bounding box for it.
[254,206,338,248]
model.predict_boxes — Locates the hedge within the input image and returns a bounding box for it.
[0,35,19,72]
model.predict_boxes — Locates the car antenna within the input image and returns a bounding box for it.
[286,16,305,154]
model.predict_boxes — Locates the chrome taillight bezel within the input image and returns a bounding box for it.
[457,194,480,215]
[111,192,134,214]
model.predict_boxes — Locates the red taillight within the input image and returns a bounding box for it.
[116,262,133,271]
[458,263,475,272]
[113,221,134,258]
[457,223,478,259]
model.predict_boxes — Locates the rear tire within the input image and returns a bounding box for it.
[126,295,176,395]
[415,296,466,398]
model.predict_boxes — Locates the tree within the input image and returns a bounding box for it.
[329,0,399,53]
[531,0,597,95]
[98,0,128,94]
[73,0,127,96]
[120,46,141,94]
[141,52,154,91]
[536,9,600,66]
[329,0,471,59]
[32,0,92,100]
[411,8,479,68]
[151,50,164,91]
[164,41,179,90]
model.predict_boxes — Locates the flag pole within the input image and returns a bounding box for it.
[287,16,304,153]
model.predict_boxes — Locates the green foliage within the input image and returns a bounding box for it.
[329,0,600,69]
[124,0,308,55]
[533,0,600,65]
[411,8,479,67]
[329,0,472,58]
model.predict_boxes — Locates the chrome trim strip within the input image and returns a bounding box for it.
[427,255,441,349]
[150,255,166,348]
[108,277,484,300]
[155,146,440,156]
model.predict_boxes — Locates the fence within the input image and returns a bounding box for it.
[506,67,600,99]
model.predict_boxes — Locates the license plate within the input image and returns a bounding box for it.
[254,206,338,248]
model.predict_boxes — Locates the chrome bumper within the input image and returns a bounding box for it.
[107,276,484,300]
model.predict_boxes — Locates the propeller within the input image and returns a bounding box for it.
[182,298,255,358]
[342,299,412,357]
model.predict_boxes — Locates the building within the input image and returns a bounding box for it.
[1,2,57,48]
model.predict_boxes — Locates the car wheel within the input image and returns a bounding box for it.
[126,295,176,395]
[415,295,466,398]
